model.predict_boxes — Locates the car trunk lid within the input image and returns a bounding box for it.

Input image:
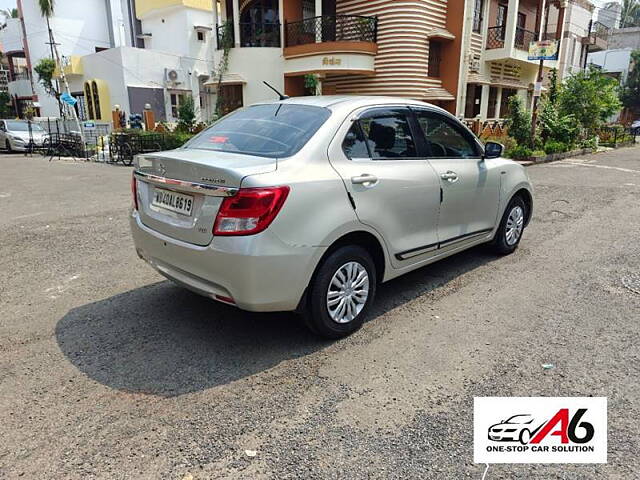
[134,149,276,246]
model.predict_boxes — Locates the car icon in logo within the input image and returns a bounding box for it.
[488,414,544,444]
[158,163,167,176]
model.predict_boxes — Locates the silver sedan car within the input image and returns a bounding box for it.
[0,120,49,152]
[130,96,533,338]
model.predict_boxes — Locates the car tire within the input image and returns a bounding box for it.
[519,429,531,445]
[303,245,377,339]
[6,139,12,153]
[491,196,527,255]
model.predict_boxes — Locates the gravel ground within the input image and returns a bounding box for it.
[1,147,639,479]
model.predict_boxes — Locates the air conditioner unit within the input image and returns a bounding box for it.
[164,68,185,86]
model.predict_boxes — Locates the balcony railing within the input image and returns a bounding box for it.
[285,14,378,48]
[486,25,538,51]
[240,22,281,47]
[515,26,537,51]
[486,25,505,49]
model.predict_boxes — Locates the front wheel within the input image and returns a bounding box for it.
[303,245,377,339]
[491,196,527,255]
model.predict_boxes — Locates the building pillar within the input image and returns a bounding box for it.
[232,0,241,47]
[495,87,503,119]
[479,84,490,120]
[504,0,521,53]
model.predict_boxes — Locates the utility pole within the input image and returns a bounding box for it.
[47,37,85,146]
[46,16,63,117]
[530,0,551,145]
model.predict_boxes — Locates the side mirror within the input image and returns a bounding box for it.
[484,141,504,159]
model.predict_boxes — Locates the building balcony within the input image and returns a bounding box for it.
[485,24,556,69]
[8,77,33,98]
[283,15,378,75]
[54,55,84,78]
[581,22,610,53]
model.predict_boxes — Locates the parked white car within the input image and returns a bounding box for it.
[0,120,49,152]
[130,96,533,338]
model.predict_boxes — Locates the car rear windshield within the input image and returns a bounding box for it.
[183,104,331,158]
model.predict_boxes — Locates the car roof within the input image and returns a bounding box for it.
[256,95,450,115]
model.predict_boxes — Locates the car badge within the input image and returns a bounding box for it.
[158,163,167,176]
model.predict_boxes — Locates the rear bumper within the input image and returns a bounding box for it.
[129,211,326,312]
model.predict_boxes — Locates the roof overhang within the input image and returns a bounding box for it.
[426,28,456,41]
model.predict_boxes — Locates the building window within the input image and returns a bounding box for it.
[197,30,205,42]
[170,93,188,118]
[428,41,442,78]
[473,0,484,33]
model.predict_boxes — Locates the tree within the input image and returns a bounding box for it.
[34,58,59,97]
[505,95,532,146]
[0,91,14,118]
[621,49,640,113]
[177,96,196,132]
[558,66,622,132]
[604,0,640,28]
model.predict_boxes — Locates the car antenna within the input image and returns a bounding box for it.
[263,81,289,101]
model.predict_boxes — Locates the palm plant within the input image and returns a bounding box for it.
[605,0,640,28]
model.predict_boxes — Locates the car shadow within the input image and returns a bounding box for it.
[55,245,498,397]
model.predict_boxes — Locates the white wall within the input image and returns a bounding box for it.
[223,47,285,106]
[139,7,215,62]
[20,0,117,116]
[1,18,24,53]
[588,48,633,83]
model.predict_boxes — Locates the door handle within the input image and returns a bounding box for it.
[351,174,379,186]
[441,171,459,183]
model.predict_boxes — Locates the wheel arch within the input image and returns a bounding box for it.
[512,188,533,227]
[295,230,387,313]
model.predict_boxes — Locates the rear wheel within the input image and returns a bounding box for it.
[5,139,12,153]
[304,245,377,339]
[491,196,527,255]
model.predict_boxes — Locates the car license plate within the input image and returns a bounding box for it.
[152,188,194,216]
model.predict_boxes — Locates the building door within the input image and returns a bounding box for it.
[218,84,243,115]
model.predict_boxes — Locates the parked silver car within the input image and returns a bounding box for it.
[0,120,49,152]
[130,96,533,338]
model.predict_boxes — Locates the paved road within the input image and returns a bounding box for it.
[1,148,639,479]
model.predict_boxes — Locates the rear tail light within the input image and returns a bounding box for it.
[213,186,290,236]
[131,173,138,210]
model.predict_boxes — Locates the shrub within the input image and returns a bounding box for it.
[580,136,599,150]
[505,96,532,147]
[539,99,579,147]
[543,140,569,155]
[176,96,196,133]
[505,144,533,160]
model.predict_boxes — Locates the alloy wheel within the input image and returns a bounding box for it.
[505,205,525,246]
[326,261,370,324]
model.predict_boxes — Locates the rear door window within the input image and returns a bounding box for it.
[184,104,331,158]
[358,108,418,159]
